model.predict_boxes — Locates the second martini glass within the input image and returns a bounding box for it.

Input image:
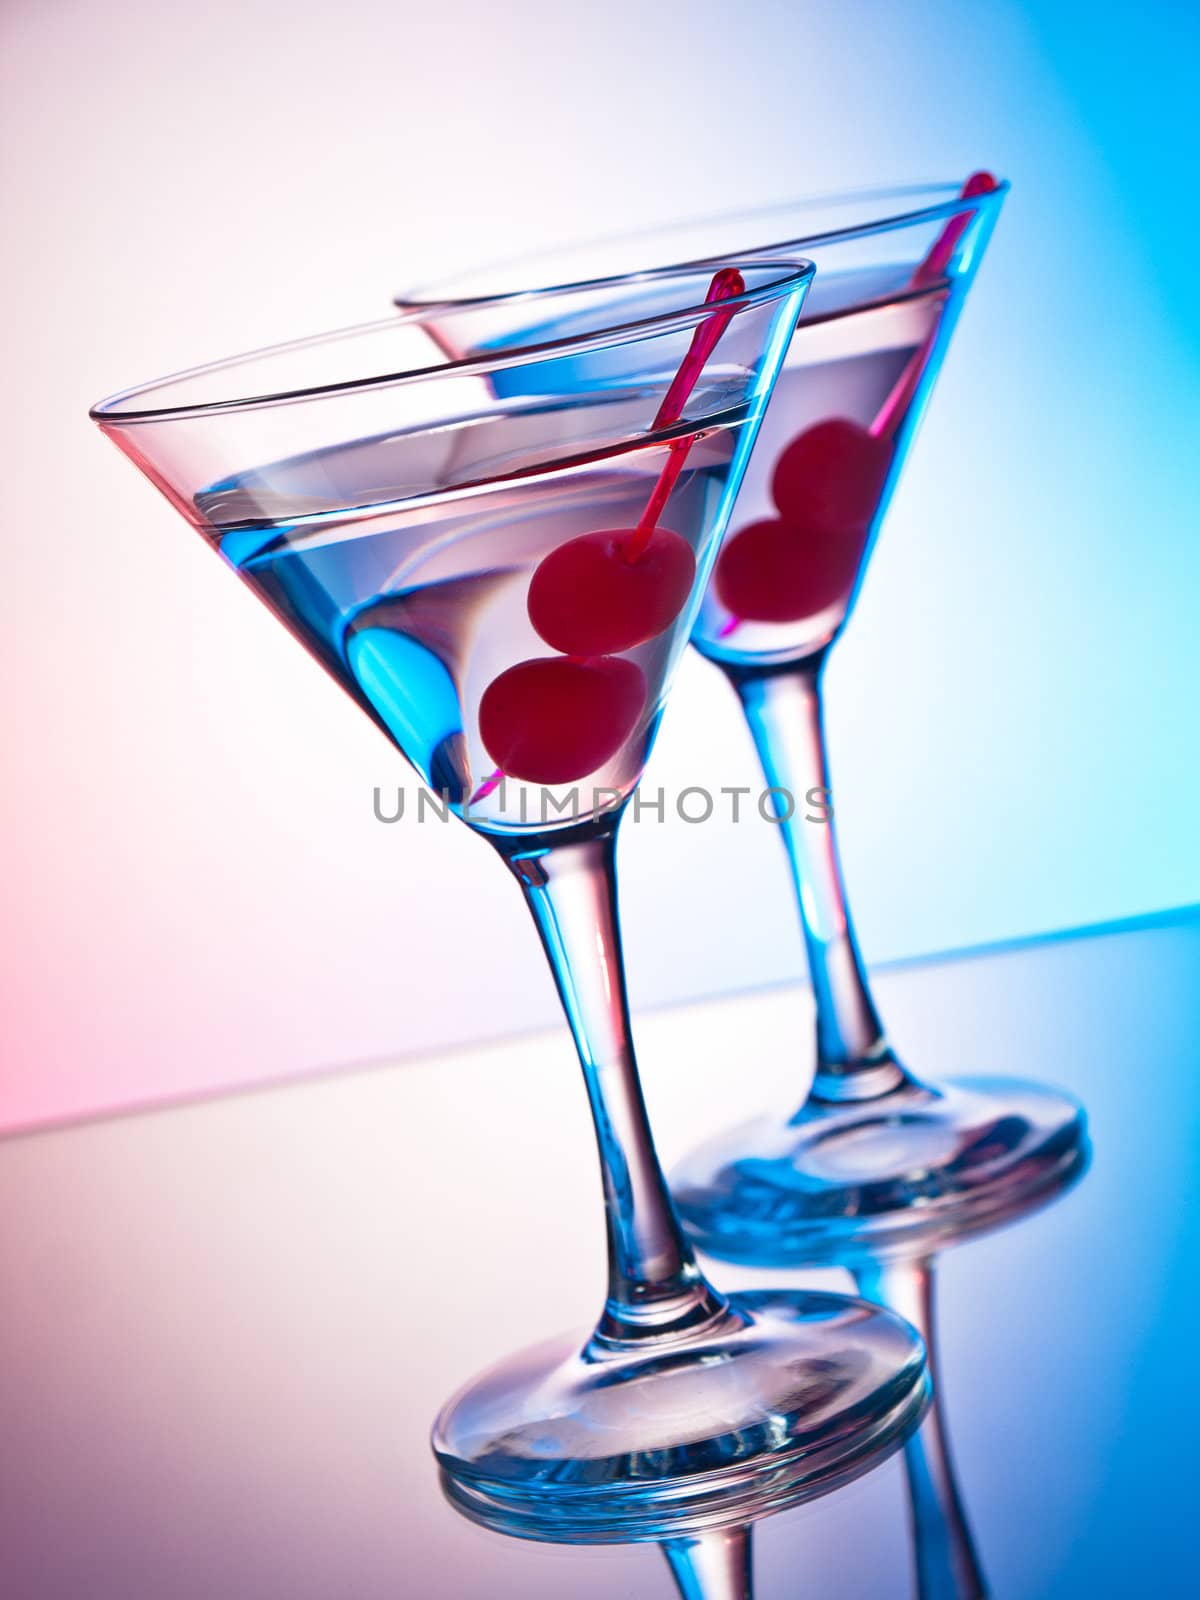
[397,178,1089,1278]
[90,260,929,1549]
[663,180,1090,1272]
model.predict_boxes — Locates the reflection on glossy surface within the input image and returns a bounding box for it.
[853,1096,1087,1600]
[664,1526,753,1600]
[855,1257,987,1600]
[674,1004,1090,1598]
[0,915,1196,1597]
[680,1062,1089,1598]
[442,1477,761,1600]
[677,1089,1089,1599]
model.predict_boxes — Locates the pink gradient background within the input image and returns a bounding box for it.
[2,0,1197,1131]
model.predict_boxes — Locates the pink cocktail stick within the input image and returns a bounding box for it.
[867,321,942,442]
[471,769,504,803]
[869,172,999,439]
[627,268,745,558]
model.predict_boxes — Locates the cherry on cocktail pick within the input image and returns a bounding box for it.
[770,417,894,537]
[714,513,865,625]
[478,656,647,785]
[715,173,996,633]
[717,410,893,630]
[527,525,696,655]
[525,268,743,656]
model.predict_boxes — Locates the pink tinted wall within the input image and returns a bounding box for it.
[2,0,1197,1131]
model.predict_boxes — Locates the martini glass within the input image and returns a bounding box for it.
[90,259,930,1545]
[661,180,1090,1269]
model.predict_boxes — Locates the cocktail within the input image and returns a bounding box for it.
[90,261,929,1551]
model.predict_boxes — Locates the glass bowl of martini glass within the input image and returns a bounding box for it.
[90,258,932,1543]
[398,178,1089,1272]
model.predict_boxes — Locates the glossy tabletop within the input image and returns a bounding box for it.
[2,910,1198,1597]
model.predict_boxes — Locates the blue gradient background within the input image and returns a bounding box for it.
[1,0,1197,1127]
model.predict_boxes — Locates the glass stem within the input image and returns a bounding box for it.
[731,659,907,1102]
[663,1526,754,1599]
[854,1257,988,1600]
[501,822,726,1346]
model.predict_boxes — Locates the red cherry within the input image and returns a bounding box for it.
[770,418,894,538]
[714,516,868,625]
[478,655,647,785]
[527,527,696,655]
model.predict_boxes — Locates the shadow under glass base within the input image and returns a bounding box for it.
[671,1076,1090,1267]
[433,1288,929,1542]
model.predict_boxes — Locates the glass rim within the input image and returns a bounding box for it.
[395,177,1010,308]
[89,256,816,427]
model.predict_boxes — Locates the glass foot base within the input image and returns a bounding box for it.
[671,1076,1090,1266]
[433,1289,929,1542]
